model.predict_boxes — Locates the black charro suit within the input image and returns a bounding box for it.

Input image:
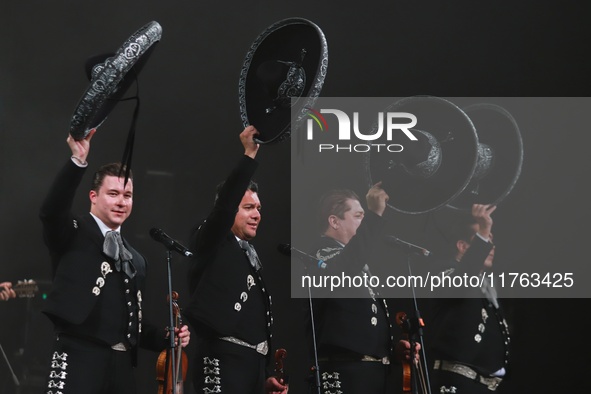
[40,159,165,394]
[305,211,396,394]
[427,236,510,393]
[184,155,273,394]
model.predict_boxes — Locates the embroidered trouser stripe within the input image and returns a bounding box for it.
[321,370,342,394]
[46,351,68,393]
[317,360,389,393]
[45,334,135,394]
[203,356,222,393]
[193,338,267,394]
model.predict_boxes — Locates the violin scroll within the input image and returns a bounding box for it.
[274,348,289,384]
[156,291,188,394]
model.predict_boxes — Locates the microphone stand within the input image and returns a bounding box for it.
[165,249,179,394]
[285,245,321,394]
[308,286,321,394]
[1,342,20,390]
[306,281,322,394]
[404,249,432,394]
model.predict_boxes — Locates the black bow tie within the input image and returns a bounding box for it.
[103,231,136,279]
[238,239,262,271]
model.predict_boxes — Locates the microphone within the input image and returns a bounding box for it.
[277,243,326,269]
[149,228,193,257]
[384,235,431,257]
[277,243,293,256]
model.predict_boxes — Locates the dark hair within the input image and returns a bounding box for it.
[214,180,259,203]
[446,211,478,255]
[91,163,132,192]
[317,189,360,233]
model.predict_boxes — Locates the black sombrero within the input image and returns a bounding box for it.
[446,102,524,210]
[238,17,329,144]
[68,21,162,183]
[364,96,479,215]
[69,21,162,140]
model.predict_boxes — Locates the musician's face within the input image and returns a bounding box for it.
[89,175,133,230]
[231,190,261,241]
[335,198,365,245]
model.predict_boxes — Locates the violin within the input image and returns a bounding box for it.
[396,311,430,394]
[156,291,188,394]
[274,348,288,384]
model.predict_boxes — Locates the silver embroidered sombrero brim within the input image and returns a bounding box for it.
[69,21,162,140]
[238,17,329,144]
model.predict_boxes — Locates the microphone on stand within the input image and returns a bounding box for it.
[276,243,292,256]
[277,243,327,269]
[150,228,193,257]
[384,235,431,257]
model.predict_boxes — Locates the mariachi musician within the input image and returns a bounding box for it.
[183,126,287,394]
[422,101,521,394]
[183,17,329,394]
[362,96,522,394]
[426,205,510,393]
[40,21,189,394]
[303,185,418,394]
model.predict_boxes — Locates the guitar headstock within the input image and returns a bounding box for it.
[14,279,39,298]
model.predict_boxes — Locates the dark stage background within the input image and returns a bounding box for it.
[1,1,590,393]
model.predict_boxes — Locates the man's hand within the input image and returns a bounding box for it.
[175,325,191,348]
[67,128,96,164]
[166,325,191,348]
[240,125,260,159]
[472,204,496,240]
[366,181,389,217]
[265,376,288,394]
[394,339,421,364]
[0,282,16,301]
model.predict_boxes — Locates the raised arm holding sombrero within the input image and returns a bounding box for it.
[38,20,194,393]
